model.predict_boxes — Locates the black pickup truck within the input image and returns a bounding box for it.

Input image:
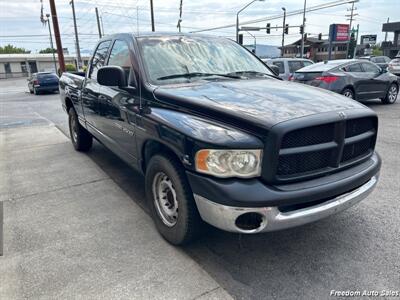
[60,33,381,245]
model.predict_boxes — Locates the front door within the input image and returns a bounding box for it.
[97,39,139,163]
[81,40,111,130]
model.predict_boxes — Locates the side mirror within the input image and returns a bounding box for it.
[380,67,387,73]
[97,66,127,87]
[269,65,280,76]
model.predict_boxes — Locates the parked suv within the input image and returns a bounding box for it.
[59,33,380,245]
[28,72,59,95]
[292,59,399,104]
[359,56,391,70]
[263,58,314,80]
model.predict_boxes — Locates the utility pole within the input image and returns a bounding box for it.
[281,7,286,57]
[353,23,359,58]
[100,16,105,36]
[150,0,155,32]
[95,7,102,38]
[384,17,389,42]
[345,1,357,58]
[45,14,57,73]
[49,0,65,73]
[300,0,306,58]
[177,0,183,32]
[70,0,82,70]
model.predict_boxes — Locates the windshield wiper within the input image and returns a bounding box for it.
[227,70,276,78]
[157,72,241,80]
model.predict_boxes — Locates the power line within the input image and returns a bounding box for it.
[190,0,358,33]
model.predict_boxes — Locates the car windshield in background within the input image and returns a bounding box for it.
[137,36,273,84]
[288,61,313,73]
[37,73,58,80]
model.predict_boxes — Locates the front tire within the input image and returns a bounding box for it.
[68,107,92,151]
[145,154,203,245]
[381,83,398,104]
[342,88,355,99]
[33,87,39,95]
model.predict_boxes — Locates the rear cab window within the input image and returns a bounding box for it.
[288,61,307,73]
[272,61,285,74]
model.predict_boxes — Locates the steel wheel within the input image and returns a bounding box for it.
[69,112,78,144]
[152,172,179,227]
[388,85,398,103]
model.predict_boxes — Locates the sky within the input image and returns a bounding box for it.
[0,0,398,55]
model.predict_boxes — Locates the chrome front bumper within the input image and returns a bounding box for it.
[194,175,378,234]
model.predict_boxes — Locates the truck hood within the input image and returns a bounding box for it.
[153,78,366,129]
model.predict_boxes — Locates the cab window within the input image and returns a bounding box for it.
[108,39,132,81]
[89,40,111,80]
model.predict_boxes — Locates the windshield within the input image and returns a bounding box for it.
[137,35,273,84]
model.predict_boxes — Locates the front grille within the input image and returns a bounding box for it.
[277,149,332,176]
[281,123,335,148]
[341,137,373,162]
[273,116,377,181]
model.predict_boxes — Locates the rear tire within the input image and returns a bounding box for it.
[342,88,355,99]
[381,83,398,104]
[68,107,93,151]
[145,154,203,245]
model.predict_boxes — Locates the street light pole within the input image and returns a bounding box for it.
[45,14,57,73]
[281,7,286,57]
[300,0,306,58]
[236,0,264,43]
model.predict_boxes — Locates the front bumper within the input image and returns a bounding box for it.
[194,175,378,233]
[188,152,381,233]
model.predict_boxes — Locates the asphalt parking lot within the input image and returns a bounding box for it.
[1,78,399,299]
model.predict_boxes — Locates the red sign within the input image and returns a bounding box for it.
[335,24,350,41]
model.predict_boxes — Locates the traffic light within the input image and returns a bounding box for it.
[285,24,289,34]
[238,34,243,45]
[266,23,271,34]
[318,33,322,40]
[299,25,304,34]
[304,33,308,40]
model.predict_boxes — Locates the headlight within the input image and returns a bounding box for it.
[195,149,262,178]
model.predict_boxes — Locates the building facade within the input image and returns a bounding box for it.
[0,54,90,79]
[281,37,348,62]
[382,21,400,58]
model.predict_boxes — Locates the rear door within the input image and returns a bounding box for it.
[97,38,140,162]
[81,40,111,129]
[360,62,388,99]
[342,62,368,98]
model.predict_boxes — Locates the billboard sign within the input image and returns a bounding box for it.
[329,24,350,42]
[360,35,377,45]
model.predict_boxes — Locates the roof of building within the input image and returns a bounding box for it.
[382,22,400,32]
[283,37,348,48]
[0,53,90,60]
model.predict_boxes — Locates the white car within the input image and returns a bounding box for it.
[388,58,400,76]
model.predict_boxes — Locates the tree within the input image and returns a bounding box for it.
[0,44,29,54]
[65,63,76,71]
[347,32,356,59]
[39,47,56,54]
[372,43,383,56]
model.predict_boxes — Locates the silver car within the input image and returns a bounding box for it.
[292,59,399,104]
[262,58,314,80]
[388,57,400,76]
